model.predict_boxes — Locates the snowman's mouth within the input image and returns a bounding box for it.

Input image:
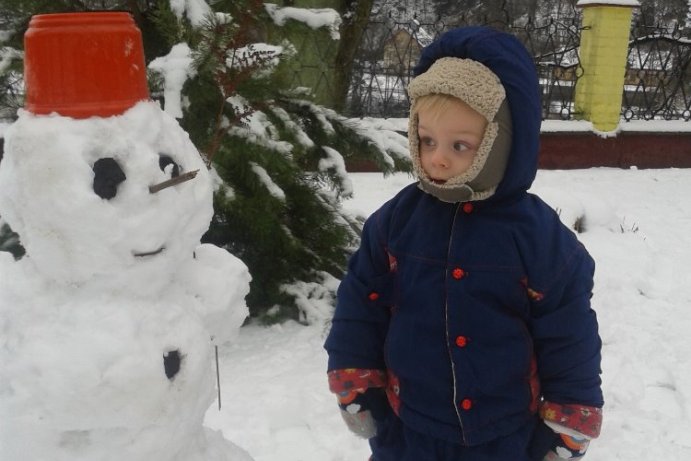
[133,246,165,258]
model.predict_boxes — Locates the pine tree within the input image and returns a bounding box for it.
[0,0,412,322]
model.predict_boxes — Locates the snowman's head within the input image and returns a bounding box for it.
[0,101,214,288]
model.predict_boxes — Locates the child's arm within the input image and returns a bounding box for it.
[324,211,394,437]
[528,245,603,459]
[325,212,393,370]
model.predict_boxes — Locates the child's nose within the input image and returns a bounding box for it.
[431,149,449,168]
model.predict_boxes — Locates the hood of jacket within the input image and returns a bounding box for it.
[413,26,542,204]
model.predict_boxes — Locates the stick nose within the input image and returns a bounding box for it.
[149,169,199,194]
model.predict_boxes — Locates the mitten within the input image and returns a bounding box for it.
[328,369,389,438]
[336,387,389,439]
[542,424,591,460]
[535,402,603,460]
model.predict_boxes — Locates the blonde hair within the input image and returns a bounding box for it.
[412,94,483,125]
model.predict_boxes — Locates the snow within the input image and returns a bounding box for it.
[3,4,690,458]
[280,271,340,325]
[226,43,289,74]
[227,109,294,157]
[148,40,292,120]
[2,105,691,460]
[169,0,212,27]
[359,118,691,136]
[0,101,252,460]
[270,105,315,148]
[0,46,22,74]
[542,119,691,133]
[319,146,353,197]
[5,104,690,460]
[250,161,286,201]
[348,117,410,168]
[149,43,195,119]
[2,97,691,456]
[2,37,691,459]
[410,19,435,47]
[204,169,691,461]
[541,119,691,138]
[264,3,342,40]
[576,0,641,7]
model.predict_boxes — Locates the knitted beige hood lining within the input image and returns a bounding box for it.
[407,57,511,203]
[408,57,506,122]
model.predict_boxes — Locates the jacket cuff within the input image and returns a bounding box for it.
[540,401,603,439]
[328,368,387,394]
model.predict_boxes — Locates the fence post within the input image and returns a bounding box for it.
[574,0,640,132]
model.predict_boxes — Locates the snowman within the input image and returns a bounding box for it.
[0,12,253,461]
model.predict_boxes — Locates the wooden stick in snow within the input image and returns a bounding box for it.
[149,169,199,194]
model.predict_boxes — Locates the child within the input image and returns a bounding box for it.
[324,26,603,461]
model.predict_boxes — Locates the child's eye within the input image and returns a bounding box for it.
[453,142,472,152]
[419,136,436,148]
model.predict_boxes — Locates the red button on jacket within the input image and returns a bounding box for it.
[368,292,379,301]
[452,268,465,280]
[461,399,473,410]
[455,336,468,347]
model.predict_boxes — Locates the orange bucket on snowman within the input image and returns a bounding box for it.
[23,12,150,119]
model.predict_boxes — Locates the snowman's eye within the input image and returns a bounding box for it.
[163,350,181,380]
[159,154,180,178]
[93,158,126,200]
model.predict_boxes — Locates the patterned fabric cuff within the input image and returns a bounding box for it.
[540,401,603,439]
[328,369,387,394]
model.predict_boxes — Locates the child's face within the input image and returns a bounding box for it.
[417,98,487,184]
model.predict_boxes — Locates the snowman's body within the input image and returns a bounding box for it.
[0,102,252,460]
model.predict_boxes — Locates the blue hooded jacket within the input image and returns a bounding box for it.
[325,27,603,446]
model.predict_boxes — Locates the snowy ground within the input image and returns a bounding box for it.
[206,168,691,461]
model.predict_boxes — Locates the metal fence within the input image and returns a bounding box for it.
[623,21,691,121]
[344,1,691,122]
